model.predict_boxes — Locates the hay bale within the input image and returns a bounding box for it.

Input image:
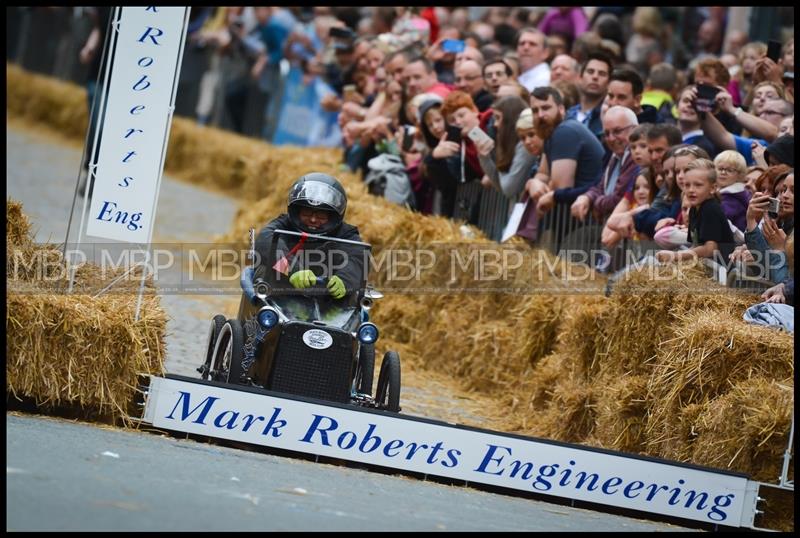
[691,377,793,481]
[7,63,88,139]
[527,377,596,443]
[645,309,794,462]
[6,201,167,422]
[601,261,757,377]
[591,374,650,454]
[7,198,32,247]
[6,292,166,420]
[554,295,612,379]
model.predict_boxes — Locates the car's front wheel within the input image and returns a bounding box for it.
[199,314,227,380]
[376,351,401,412]
[355,342,375,396]
[212,319,245,384]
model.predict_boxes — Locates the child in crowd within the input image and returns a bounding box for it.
[601,168,657,247]
[599,124,656,248]
[649,145,709,249]
[656,159,735,264]
[713,150,751,233]
[628,124,652,170]
[654,193,690,248]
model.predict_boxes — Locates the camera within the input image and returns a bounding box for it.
[767,197,780,219]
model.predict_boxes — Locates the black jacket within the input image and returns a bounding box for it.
[254,213,366,294]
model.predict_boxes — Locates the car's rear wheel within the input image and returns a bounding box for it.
[355,342,375,395]
[376,351,401,412]
[199,314,227,380]
[212,319,245,384]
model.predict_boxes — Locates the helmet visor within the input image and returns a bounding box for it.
[289,181,347,215]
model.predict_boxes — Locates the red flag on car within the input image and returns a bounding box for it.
[272,232,308,275]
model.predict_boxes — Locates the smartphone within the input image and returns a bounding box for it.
[767,40,782,63]
[695,83,720,113]
[342,84,357,100]
[401,125,416,152]
[467,126,492,145]
[767,197,780,219]
[445,124,462,143]
[441,39,465,54]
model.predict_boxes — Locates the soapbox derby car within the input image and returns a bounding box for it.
[197,229,401,412]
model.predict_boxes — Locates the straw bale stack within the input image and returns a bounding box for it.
[6,292,166,419]
[6,199,166,422]
[599,261,757,377]
[690,377,793,482]
[646,309,794,472]
[530,376,596,442]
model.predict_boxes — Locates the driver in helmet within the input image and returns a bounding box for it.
[254,173,365,300]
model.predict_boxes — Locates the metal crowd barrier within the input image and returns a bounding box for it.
[477,186,514,242]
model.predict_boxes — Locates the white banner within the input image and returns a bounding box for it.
[144,376,758,527]
[86,7,188,243]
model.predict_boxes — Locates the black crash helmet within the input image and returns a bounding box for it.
[287,173,348,234]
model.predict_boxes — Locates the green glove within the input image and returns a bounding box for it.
[289,270,316,289]
[327,275,346,299]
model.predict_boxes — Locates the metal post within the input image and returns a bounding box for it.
[64,6,120,293]
[779,409,794,487]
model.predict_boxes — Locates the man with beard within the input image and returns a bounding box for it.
[524,86,606,214]
[564,51,613,142]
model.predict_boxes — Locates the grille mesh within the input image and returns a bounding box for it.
[268,322,353,403]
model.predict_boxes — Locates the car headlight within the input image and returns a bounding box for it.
[357,323,379,344]
[257,307,279,329]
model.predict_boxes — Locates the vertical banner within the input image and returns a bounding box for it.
[86,7,189,243]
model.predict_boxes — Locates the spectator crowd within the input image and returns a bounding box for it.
[75,6,796,307]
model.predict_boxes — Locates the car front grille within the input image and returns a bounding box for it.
[267,322,354,403]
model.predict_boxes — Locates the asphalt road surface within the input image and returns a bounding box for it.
[7,124,696,532]
[7,414,696,532]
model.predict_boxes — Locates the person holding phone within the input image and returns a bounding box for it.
[691,85,770,166]
[424,91,492,218]
[476,95,536,200]
[739,171,794,283]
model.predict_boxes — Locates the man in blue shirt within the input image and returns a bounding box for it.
[524,86,606,214]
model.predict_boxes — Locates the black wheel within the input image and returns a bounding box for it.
[211,319,245,384]
[355,342,375,395]
[199,314,227,380]
[375,351,401,412]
